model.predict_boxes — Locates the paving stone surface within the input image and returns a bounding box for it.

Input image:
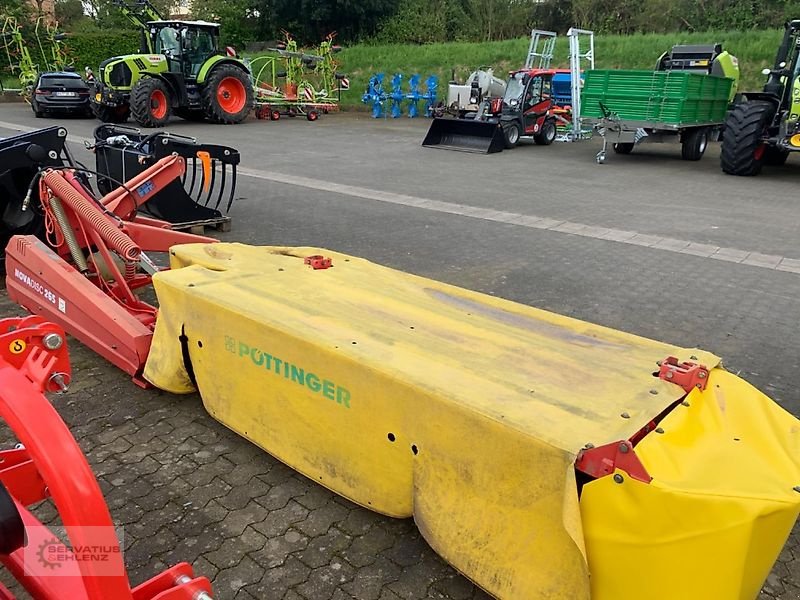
[0,108,798,599]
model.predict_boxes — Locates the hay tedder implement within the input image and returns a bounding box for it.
[1,126,799,599]
[0,316,214,598]
[251,32,348,122]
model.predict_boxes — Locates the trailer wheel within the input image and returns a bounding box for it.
[720,101,774,176]
[306,109,320,122]
[534,119,556,145]
[203,64,253,124]
[764,146,790,166]
[613,143,634,154]
[503,123,521,149]
[130,77,172,128]
[681,127,708,161]
[270,110,281,121]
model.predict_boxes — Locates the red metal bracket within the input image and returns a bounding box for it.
[0,317,71,393]
[575,440,652,484]
[0,320,214,600]
[658,356,709,393]
[305,255,333,270]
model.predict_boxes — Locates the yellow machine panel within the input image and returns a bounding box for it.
[144,244,800,599]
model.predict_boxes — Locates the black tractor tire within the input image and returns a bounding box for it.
[681,127,708,161]
[173,108,206,122]
[503,122,521,149]
[91,103,130,123]
[202,64,253,124]
[764,146,790,166]
[533,119,556,145]
[613,142,634,154]
[720,101,774,176]
[130,77,172,128]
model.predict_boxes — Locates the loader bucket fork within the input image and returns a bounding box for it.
[92,124,241,227]
[0,126,72,271]
[422,117,505,153]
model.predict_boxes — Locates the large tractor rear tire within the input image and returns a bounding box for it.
[91,103,130,123]
[720,102,774,176]
[130,77,172,128]
[203,64,253,124]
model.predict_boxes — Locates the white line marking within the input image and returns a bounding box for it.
[238,166,800,274]
[1,119,797,274]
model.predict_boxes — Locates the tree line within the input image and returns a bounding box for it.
[12,0,800,48]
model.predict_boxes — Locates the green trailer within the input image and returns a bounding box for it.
[581,45,739,163]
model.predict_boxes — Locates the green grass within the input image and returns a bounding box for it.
[0,75,21,91]
[330,29,782,109]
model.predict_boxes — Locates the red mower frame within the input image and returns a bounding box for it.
[0,316,212,599]
[5,154,216,386]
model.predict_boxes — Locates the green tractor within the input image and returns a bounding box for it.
[90,0,253,126]
[721,20,800,175]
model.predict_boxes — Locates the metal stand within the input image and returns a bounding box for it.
[563,27,595,142]
[524,29,557,69]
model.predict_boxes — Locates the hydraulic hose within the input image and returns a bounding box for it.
[41,170,141,262]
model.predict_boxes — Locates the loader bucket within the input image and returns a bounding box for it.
[0,126,71,271]
[93,125,241,227]
[422,117,505,153]
[144,243,800,600]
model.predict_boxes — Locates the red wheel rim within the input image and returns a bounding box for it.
[150,89,167,119]
[217,76,247,114]
[754,144,766,161]
[309,111,318,121]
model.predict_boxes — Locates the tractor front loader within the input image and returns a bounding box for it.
[91,0,253,127]
[721,20,800,175]
[3,126,800,599]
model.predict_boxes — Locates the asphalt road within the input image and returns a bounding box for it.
[0,103,798,599]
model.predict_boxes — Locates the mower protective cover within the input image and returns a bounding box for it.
[143,243,800,600]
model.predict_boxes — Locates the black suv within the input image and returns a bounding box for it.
[31,72,91,118]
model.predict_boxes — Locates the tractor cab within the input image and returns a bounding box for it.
[148,20,220,79]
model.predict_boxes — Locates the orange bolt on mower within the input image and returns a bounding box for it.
[0,316,213,599]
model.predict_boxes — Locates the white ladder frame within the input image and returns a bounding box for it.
[525,29,557,69]
[565,27,595,141]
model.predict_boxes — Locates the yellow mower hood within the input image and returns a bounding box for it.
[144,243,800,599]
